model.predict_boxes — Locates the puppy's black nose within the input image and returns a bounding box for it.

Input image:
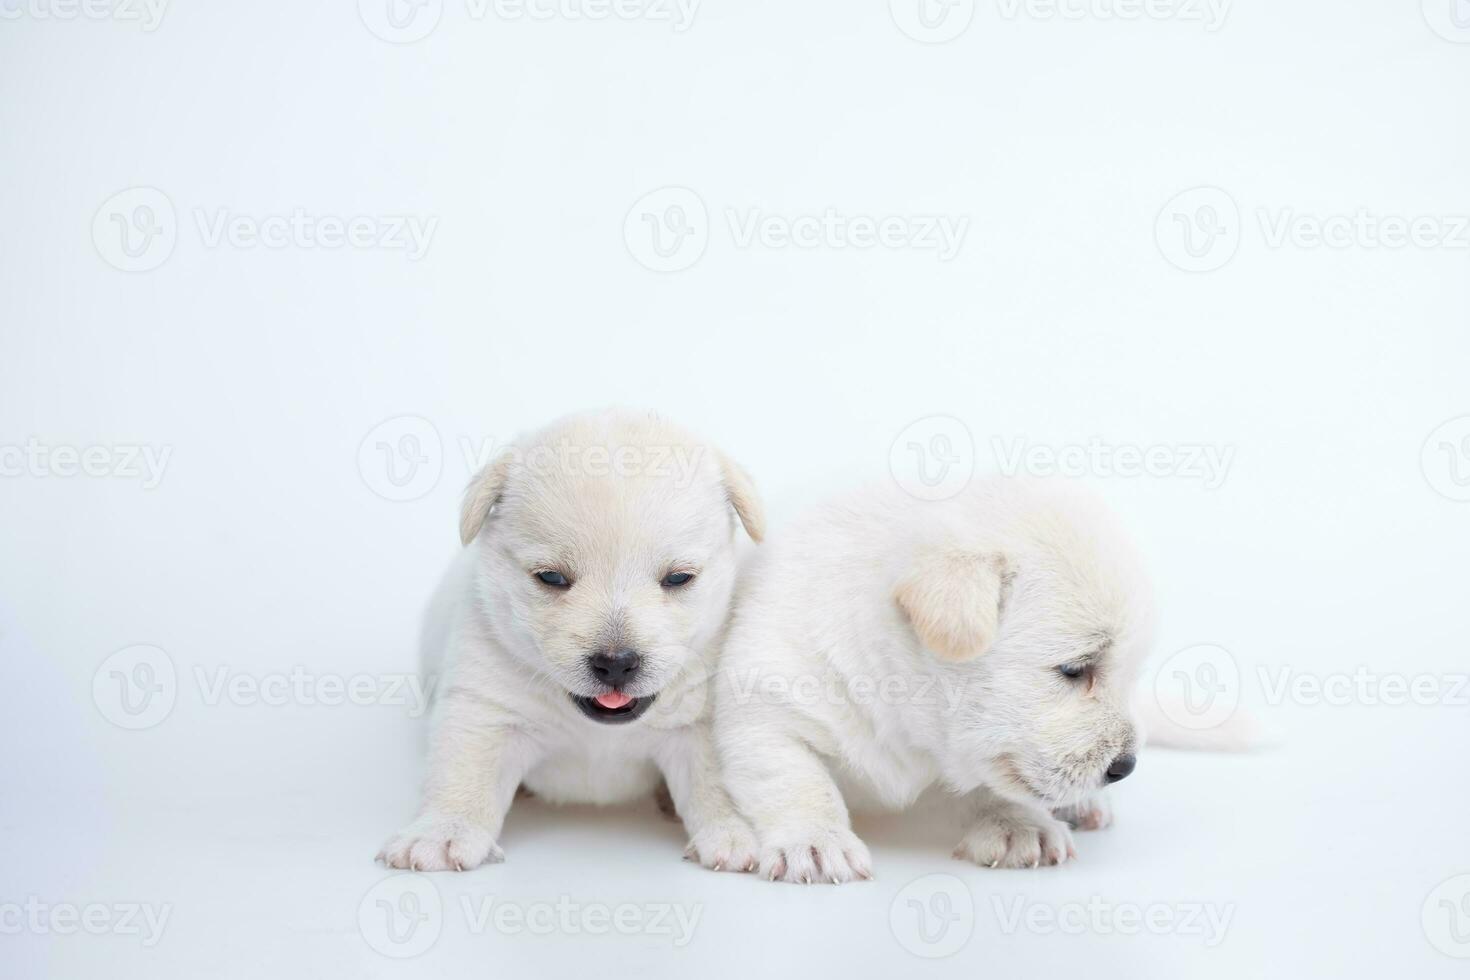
[589,650,641,688]
[1105,753,1137,783]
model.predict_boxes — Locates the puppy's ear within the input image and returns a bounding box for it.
[459,451,515,546]
[717,451,766,543]
[894,550,1009,661]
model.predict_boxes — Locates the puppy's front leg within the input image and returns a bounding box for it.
[378,695,538,872]
[654,725,758,873]
[954,785,1075,869]
[724,732,872,884]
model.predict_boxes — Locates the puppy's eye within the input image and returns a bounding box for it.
[661,571,695,588]
[535,570,570,588]
[1057,663,1087,680]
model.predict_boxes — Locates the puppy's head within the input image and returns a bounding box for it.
[460,410,763,725]
[895,491,1151,806]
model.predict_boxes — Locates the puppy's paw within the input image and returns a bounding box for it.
[758,826,873,884]
[1053,794,1113,831]
[684,819,759,873]
[954,807,1074,869]
[377,814,503,872]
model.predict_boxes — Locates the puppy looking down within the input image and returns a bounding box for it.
[379,409,763,872]
[715,478,1153,883]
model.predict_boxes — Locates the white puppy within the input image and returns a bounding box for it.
[715,478,1152,883]
[379,410,764,872]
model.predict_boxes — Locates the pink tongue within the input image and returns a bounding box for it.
[595,691,632,710]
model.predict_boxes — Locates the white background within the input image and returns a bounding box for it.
[2,1,1468,977]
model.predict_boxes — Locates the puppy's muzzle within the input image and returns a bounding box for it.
[571,649,655,725]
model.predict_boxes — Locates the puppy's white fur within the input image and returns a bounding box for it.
[714,478,1153,883]
[379,410,763,873]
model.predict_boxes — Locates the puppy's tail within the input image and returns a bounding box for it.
[1136,695,1276,753]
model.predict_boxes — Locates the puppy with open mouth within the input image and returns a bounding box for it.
[714,477,1152,883]
[378,409,764,872]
